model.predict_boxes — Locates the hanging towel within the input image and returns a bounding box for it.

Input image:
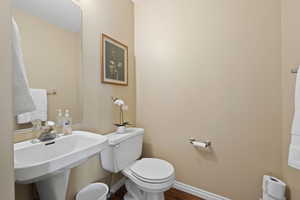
[12,17,35,116]
[17,89,47,124]
[289,66,300,170]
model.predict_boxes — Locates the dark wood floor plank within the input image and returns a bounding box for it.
[111,186,204,200]
[166,188,203,200]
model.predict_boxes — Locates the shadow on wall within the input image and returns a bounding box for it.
[15,184,36,200]
[142,142,153,158]
[286,187,291,200]
[142,141,218,163]
[194,147,218,163]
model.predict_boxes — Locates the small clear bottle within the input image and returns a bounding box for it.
[56,109,64,136]
[63,109,72,135]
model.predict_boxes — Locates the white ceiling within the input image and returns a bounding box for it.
[13,0,81,33]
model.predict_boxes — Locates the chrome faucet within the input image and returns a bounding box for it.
[38,121,57,142]
[32,120,57,143]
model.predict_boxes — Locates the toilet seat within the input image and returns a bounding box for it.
[130,158,175,184]
[122,158,175,194]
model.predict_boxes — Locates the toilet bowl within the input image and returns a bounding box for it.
[122,158,175,200]
[100,128,175,200]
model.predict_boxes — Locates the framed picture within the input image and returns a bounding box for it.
[101,34,128,86]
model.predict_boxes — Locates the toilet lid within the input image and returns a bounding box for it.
[130,158,175,182]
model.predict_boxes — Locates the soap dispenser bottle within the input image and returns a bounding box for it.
[63,109,72,135]
[56,109,64,135]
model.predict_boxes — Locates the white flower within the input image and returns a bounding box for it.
[113,99,124,106]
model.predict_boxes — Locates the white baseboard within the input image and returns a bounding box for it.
[110,177,127,193]
[111,178,231,200]
[173,181,231,200]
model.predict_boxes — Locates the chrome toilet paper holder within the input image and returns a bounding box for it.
[189,138,211,148]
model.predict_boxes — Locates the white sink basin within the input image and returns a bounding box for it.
[14,131,108,184]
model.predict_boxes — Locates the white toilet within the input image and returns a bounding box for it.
[100,128,175,200]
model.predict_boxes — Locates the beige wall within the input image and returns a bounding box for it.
[135,0,282,199]
[282,0,300,199]
[13,8,82,125]
[0,0,15,199]
[81,0,136,133]
[15,0,135,199]
[67,0,135,198]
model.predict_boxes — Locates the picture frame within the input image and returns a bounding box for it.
[101,34,128,86]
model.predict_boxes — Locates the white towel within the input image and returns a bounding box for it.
[289,66,300,170]
[17,89,48,124]
[12,17,35,115]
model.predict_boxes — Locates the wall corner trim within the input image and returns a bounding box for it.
[111,178,231,200]
[173,181,231,200]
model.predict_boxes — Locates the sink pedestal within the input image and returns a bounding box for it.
[36,170,70,200]
[15,131,109,200]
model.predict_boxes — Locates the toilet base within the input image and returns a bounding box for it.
[124,179,165,200]
[145,192,164,200]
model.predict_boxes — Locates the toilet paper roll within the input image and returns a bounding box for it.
[263,175,286,199]
[191,141,208,148]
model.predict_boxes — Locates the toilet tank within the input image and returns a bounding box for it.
[100,128,144,173]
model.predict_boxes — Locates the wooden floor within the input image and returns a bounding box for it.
[111,186,204,200]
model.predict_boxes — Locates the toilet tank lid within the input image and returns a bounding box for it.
[106,128,144,145]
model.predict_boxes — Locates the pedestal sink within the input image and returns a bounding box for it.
[14,131,108,200]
